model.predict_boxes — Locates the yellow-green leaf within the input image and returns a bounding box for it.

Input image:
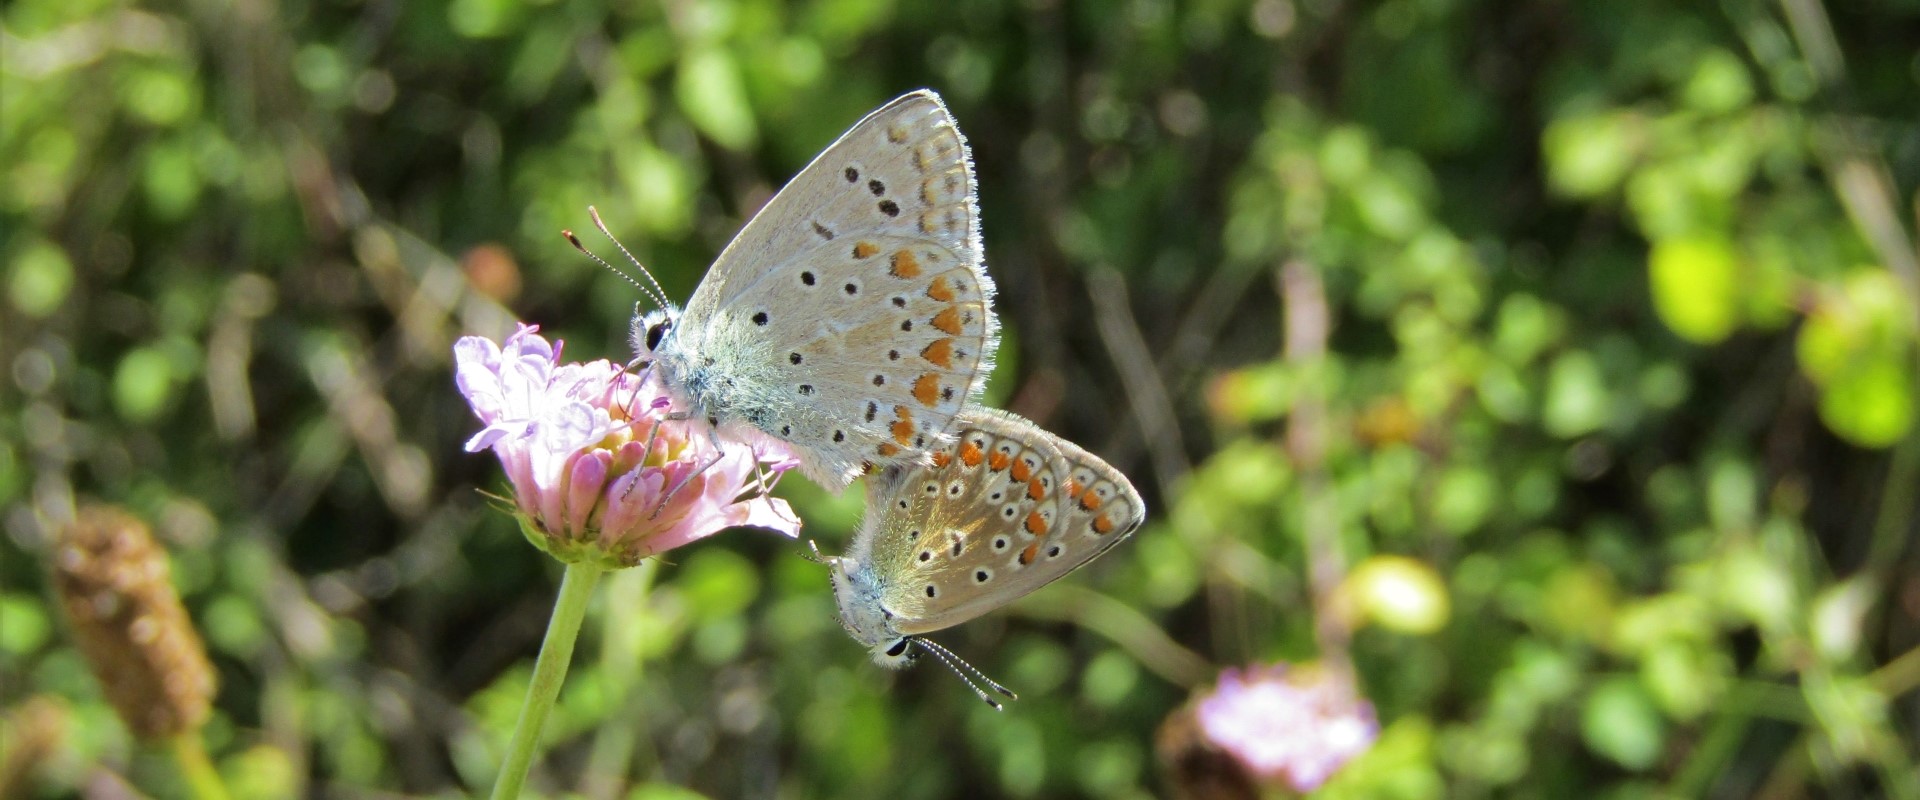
[1648,236,1739,344]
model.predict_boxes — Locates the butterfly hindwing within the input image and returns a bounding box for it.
[860,409,1144,635]
[667,91,997,488]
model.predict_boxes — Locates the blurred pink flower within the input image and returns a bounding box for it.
[1194,663,1377,792]
[456,324,800,567]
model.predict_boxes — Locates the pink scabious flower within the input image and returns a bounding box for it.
[1194,663,1378,792]
[455,324,800,567]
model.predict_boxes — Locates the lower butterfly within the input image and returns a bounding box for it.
[819,408,1146,708]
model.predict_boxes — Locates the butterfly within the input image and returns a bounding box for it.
[622,90,998,491]
[820,408,1146,707]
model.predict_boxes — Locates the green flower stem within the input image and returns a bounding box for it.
[583,561,658,797]
[169,732,231,800]
[491,561,605,800]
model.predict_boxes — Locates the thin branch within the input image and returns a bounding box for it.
[1278,260,1351,668]
[1013,583,1215,689]
[1089,268,1192,501]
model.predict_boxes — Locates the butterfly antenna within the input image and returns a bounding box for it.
[588,206,674,312]
[563,226,665,309]
[914,638,1018,710]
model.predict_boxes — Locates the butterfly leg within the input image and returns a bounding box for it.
[618,420,669,503]
[646,448,726,520]
[620,361,657,414]
[742,451,803,529]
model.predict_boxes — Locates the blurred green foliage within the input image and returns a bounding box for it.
[3,0,1918,797]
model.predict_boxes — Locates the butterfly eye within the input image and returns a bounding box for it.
[886,639,911,658]
[645,320,671,351]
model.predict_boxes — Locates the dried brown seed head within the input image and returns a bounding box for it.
[50,505,216,739]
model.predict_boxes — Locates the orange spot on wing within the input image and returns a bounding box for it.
[1027,478,1046,501]
[1079,491,1103,511]
[1019,542,1040,565]
[931,306,963,335]
[1092,514,1115,534]
[921,338,954,367]
[891,418,916,445]
[1010,458,1033,483]
[1025,511,1049,536]
[1065,480,1083,500]
[931,451,952,468]
[926,276,955,302]
[959,441,984,467]
[988,451,1011,472]
[912,373,940,406]
[877,443,900,457]
[890,250,921,278]
[853,241,879,259]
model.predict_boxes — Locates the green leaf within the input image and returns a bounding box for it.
[1817,356,1914,448]
[1542,111,1641,198]
[7,238,73,318]
[1581,676,1666,770]
[113,346,177,422]
[1542,351,1609,438]
[0,594,51,655]
[1648,236,1739,344]
[447,0,524,39]
[619,143,694,237]
[674,547,760,622]
[628,784,714,800]
[676,49,758,151]
[1681,49,1753,114]
[1432,465,1498,536]
[143,138,203,220]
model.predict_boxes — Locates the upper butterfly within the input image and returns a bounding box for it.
[628,90,998,490]
[824,408,1145,703]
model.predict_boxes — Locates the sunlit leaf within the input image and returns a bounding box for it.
[1542,351,1610,438]
[1581,676,1665,770]
[1817,356,1914,448]
[676,48,758,151]
[1648,236,1740,344]
[1542,111,1642,198]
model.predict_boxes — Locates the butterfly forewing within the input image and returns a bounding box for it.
[864,409,1143,635]
[671,91,997,487]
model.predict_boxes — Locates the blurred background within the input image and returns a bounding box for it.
[4,0,1919,797]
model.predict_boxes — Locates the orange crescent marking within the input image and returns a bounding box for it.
[1021,510,1052,537]
[1010,458,1033,483]
[1019,542,1040,565]
[853,241,879,259]
[930,306,963,335]
[890,250,921,278]
[988,451,1010,472]
[912,373,941,407]
[877,443,901,457]
[1092,514,1115,534]
[920,338,954,368]
[931,451,952,468]
[1027,478,1046,501]
[959,441,985,467]
[1024,511,1049,536]
[1079,491,1103,511]
[927,276,955,302]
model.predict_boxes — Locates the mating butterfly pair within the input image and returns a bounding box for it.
[609,91,1145,706]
